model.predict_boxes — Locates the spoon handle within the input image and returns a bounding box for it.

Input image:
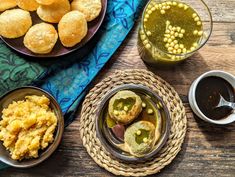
[229,102,235,109]
[216,95,235,110]
[222,99,235,109]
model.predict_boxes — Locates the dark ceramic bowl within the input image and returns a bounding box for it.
[0,0,107,58]
[96,84,170,162]
[0,86,64,168]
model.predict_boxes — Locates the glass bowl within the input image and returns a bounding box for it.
[96,84,170,162]
[138,0,213,66]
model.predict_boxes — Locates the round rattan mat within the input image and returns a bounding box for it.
[80,69,187,176]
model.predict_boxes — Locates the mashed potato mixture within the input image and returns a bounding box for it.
[0,95,57,160]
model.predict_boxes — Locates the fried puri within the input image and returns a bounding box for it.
[24,23,58,54]
[108,90,142,124]
[71,0,102,22]
[37,0,70,23]
[0,0,17,11]
[16,0,39,11]
[124,121,155,157]
[58,11,87,47]
[0,9,32,38]
[36,0,56,5]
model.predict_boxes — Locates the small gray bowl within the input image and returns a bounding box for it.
[0,86,64,168]
[96,84,170,162]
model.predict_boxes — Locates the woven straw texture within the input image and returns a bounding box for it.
[80,69,187,176]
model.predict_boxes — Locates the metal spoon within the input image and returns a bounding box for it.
[215,94,235,110]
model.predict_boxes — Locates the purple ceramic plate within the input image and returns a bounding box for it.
[0,0,107,58]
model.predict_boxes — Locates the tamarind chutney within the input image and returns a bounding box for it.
[195,76,235,120]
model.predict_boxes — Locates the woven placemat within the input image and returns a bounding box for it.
[80,69,187,176]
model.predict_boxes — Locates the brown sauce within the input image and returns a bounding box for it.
[195,76,235,120]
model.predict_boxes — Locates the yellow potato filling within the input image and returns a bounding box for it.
[0,95,57,160]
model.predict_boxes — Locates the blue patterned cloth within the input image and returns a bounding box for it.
[0,0,146,169]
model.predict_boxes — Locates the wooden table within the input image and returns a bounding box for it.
[2,0,235,176]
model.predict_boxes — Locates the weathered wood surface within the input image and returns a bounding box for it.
[1,0,235,176]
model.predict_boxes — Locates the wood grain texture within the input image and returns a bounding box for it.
[1,1,235,176]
